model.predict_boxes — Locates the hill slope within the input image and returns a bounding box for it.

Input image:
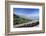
[13,14,32,25]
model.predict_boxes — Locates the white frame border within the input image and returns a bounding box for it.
[10,5,42,32]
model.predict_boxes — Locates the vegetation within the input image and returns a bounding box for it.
[13,14,31,25]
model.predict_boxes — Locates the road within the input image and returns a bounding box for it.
[14,20,39,28]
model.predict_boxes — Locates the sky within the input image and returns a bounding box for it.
[13,8,39,20]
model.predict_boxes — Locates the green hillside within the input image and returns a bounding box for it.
[13,14,32,25]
